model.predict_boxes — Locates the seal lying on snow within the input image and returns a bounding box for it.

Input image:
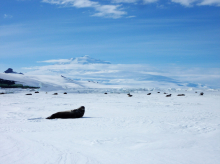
[46,106,85,119]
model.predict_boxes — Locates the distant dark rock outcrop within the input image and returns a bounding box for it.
[0,78,15,85]
[0,78,39,89]
[4,68,23,75]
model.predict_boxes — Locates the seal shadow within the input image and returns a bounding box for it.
[28,117,44,120]
[28,117,100,120]
[81,117,100,119]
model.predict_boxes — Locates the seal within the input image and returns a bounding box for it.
[46,106,85,119]
[177,94,185,96]
[166,94,172,97]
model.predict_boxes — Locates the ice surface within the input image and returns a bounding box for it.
[0,91,220,164]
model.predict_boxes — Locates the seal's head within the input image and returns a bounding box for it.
[78,106,85,111]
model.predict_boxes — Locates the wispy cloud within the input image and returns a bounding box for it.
[0,24,27,37]
[143,0,158,4]
[112,0,158,3]
[41,0,220,19]
[42,0,127,18]
[38,59,72,63]
[112,0,138,3]
[198,0,220,6]
[171,0,220,6]
[126,15,136,18]
[3,14,13,19]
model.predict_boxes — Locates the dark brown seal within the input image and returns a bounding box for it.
[177,94,185,96]
[46,106,85,119]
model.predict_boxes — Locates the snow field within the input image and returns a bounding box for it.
[0,91,220,164]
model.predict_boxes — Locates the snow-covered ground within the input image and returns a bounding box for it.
[0,90,220,164]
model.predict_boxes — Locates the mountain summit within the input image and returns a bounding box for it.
[70,55,111,65]
[41,56,111,65]
[4,68,23,75]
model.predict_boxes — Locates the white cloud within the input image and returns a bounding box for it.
[171,0,220,6]
[41,0,220,19]
[171,0,197,6]
[38,59,72,63]
[112,0,158,3]
[112,0,138,3]
[143,0,158,4]
[126,15,136,18]
[198,0,220,6]
[93,5,126,18]
[3,14,13,19]
[112,0,158,4]
[42,0,126,18]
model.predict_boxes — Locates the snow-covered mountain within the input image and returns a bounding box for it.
[25,56,208,89]
[1,56,216,91]
[0,72,111,91]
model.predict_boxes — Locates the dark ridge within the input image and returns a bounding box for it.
[4,68,23,74]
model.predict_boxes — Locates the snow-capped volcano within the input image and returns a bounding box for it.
[1,56,218,90]
[40,55,111,65]
[22,56,212,89]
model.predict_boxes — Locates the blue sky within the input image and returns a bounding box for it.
[0,0,220,72]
